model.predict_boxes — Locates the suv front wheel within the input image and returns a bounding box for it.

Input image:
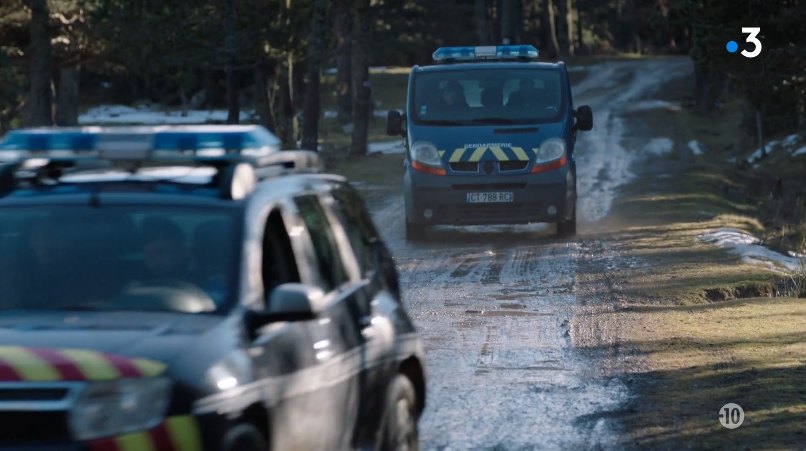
[378,375,419,451]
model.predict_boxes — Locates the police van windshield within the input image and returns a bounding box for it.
[0,206,240,315]
[412,68,565,125]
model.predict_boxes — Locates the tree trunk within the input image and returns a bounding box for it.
[542,0,560,58]
[475,0,490,43]
[350,0,371,156]
[500,0,514,44]
[254,63,274,131]
[224,0,239,124]
[272,60,296,148]
[56,66,79,126]
[301,0,328,151]
[556,0,572,57]
[25,0,53,126]
[575,1,584,54]
[334,0,352,124]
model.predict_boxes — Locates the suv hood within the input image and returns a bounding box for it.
[0,310,223,381]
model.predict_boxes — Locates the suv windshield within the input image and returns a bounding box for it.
[412,68,565,125]
[0,205,239,314]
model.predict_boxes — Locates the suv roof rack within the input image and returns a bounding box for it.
[0,125,323,200]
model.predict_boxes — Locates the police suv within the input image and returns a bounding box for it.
[0,126,425,450]
[387,45,593,240]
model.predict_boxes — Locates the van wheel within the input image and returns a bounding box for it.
[221,423,267,451]
[556,206,577,238]
[378,375,419,451]
[405,221,427,241]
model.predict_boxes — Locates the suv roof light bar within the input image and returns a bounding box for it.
[432,45,539,63]
[0,125,288,166]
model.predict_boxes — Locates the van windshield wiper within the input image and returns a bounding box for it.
[419,119,465,126]
[470,117,523,125]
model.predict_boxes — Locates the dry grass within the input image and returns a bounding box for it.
[571,66,806,449]
[576,297,806,449]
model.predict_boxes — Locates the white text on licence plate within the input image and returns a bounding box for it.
[466,192,513,203]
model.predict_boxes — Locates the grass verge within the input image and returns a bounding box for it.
[572,61,806,449]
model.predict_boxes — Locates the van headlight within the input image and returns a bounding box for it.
[69,378,172,441]
[411,141,441,166]
[536,138,566,163]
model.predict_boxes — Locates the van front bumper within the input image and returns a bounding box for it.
[404,164,574,226]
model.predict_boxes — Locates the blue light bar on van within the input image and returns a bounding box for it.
[432,45,539,62]
[0,125,281,163]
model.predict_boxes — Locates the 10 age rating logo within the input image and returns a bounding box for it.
[719,403,745,429]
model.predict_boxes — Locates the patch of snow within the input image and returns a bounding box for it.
[622,100,682,113]
[368,140,405,154]
[687,140,705,156]
[781,134,799,148]
[745,140,781,165]
[323,109,392,120]
[698,228,805,273]
[644,137,674,156]
[79,105,254,125]
[793,146,806,157]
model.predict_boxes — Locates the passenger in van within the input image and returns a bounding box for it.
[507,79,540,107]
[440,80,469,110]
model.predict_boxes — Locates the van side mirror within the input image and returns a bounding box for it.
[244,283,323,333]
[575,105,593,131]
[386,110,405,137]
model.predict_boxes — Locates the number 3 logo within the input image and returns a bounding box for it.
[741,27,762,58]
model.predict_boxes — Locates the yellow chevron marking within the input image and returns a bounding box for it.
[0,347,60,381]
[166,416,203,451]
[60,348,120,381]
[511,146,530,161]
[132,358,166,377]
[490,147,509,161]
[467,146,487,162]
[449,147,466,163]
[438,150,445,158]
[116,431,155,451]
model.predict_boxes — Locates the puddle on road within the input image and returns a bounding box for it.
[464,309,552,317]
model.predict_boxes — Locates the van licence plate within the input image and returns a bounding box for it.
[466,192,513,203]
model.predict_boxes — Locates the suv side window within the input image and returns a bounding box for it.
[295,195,348,291]
[330,185,377,273]
[261,209,301,304]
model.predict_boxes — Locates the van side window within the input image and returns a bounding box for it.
[262,210,301,304]
[295,195,348,291]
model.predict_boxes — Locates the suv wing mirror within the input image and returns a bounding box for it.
[575,105,593,131]
[386,110,406,137]
[245,283,324,332]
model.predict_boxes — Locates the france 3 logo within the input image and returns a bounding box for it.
[726,28,762,58]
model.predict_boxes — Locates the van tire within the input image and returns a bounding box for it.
[557,205,577,238]
[405,221,427,241]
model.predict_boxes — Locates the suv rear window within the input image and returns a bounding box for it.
[0,206,239,314]
[412,68,565,125]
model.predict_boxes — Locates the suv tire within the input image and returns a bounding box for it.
[378,375,419,451]
[222,423,267,451]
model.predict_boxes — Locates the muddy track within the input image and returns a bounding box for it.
[363,58,692,450]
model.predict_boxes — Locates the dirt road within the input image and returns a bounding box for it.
[363,58,693,450]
